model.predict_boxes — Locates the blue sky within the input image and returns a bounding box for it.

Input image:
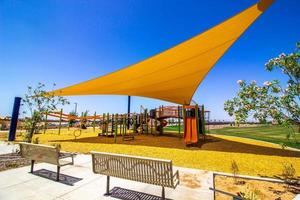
[1,0,299,120]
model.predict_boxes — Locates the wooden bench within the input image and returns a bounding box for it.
[19,142,75,181]
[91,151,179,199]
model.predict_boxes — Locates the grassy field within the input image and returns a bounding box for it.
[209,125,300,149]
[164,125,183,132]
[1,126,300,178]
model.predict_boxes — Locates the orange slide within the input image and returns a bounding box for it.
[184,117,198,144]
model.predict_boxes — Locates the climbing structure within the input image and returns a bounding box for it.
[45,104,209,145]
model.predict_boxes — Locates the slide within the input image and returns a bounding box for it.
[184,117,198,144]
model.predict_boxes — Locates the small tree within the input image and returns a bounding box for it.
[22,83,69,142]
[237,187,260,200]
[225,42,300,141]
[265,42,300,132]
[81,110,89,129]
[68,111,77,127]
[282,163,296,188]
[231,160,239,184]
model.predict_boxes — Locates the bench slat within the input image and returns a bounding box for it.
[19,142,74,167]
[19,142,59,165]
[91,151,179,188]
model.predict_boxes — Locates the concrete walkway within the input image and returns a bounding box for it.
[0,154,213,200]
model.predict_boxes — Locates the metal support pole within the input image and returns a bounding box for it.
[178,106,181,136]
[121,115,124,138]
[102,113,106,134]
[56,166,60,181]
[124,115,127,135]
[111,114,115,134]
[104,176,111,196]
[133,114,137,133]
[74,103,78,115]
[162,186,165,200]
[106,113,109,136]
[8,97,21,141]
[93,112,96,133]
[151,116,153,134]
[58,108,63,135]
[183,105,186,138]
[30,160,35,173]
[44,111,48,134]
[115,114,118,142]
[195,104,200,142]
[154,112,158,135]
[201,105,205,134]
[145,109,148,134]
[127,96,131,129]
[80,112,83,134]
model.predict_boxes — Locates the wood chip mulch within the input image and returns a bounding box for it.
[0,153,31,172]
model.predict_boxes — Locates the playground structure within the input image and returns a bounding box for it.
[43,105,210,145]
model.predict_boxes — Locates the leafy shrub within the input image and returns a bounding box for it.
[282,163,296,187]
[237,187,260,200]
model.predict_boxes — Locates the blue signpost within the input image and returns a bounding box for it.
[8,97,22,141]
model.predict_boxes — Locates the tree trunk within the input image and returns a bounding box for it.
[26,123,36,143]
[28,128,34,143]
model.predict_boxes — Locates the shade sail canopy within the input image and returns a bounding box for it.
[51,0,273,105]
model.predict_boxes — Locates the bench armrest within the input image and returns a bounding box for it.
[173,170,180,188]
[59,152,76,159]
[58,152,76,166]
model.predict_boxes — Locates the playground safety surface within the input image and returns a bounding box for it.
[50,133,300,157]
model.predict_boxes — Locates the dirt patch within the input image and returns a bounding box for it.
[214,175,300,200]
[180,172,202,189]
[0,153,31,172]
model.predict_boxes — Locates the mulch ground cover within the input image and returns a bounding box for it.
[0,153,31,172]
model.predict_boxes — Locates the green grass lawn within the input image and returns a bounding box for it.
[209,125,300,149]
[164,125,183,132]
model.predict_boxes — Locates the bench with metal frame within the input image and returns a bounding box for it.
[91,151,180,199]
[19,142,75,181]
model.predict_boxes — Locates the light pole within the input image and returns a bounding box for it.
[74,103,78,115]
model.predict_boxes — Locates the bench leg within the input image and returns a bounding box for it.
[162,186,165,200]
[104,175,111,196]
[30,160,35,173]
[56,166,60,181]
[71,156,74,165]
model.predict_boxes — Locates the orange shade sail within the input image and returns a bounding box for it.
[50,0,273,105]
